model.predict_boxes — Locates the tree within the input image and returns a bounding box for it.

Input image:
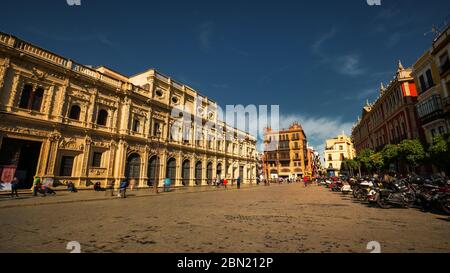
[370,152,384,172]
[381,144,399,171]
[428,133,450,175]
[398,139,426,172]
[356,148,375,174]
[347,159,360,177]
[341,159,360,177]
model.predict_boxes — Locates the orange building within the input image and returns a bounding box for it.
[263,122,308,179]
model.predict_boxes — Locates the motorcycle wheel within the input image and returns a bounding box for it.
[356,191,366,201]
[441,196,450,215]
[376,195,391,209]
[403,193,416,208]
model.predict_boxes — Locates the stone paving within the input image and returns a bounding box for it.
[0,183,449,253]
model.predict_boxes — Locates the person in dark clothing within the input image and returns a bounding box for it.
[237,176,242,189]
[11,177,19,198]
[33,177,41,196]
[94,182,102,191]
[67,181,77,193]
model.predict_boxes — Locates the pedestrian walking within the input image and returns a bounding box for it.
[223,178,228,189]
[237,176,241,190]
[32,177,41,196]
[11,177,19,198]
[67,181,77,193]
[164,178,171,192]
[119,179,128,198]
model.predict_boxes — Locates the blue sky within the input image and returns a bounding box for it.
[1,0,449,154]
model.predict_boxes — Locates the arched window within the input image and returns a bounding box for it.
[216,163,222,178]
[147,156,159,186]
[195,161,202,186]
[182,160,190,186]
[97,109,108,126]
[166,158,177,185]
[69,105,81,120]
[125,153,141,179]
[206,162,213,185]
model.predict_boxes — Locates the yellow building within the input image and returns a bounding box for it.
[429,26,450,136]
[412,43,448,144]
[263,122,308,179]
[0,31,257,190]
[324,133,356,177]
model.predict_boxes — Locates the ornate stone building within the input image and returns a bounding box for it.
[263,122,308,179]
[0,32,257,190]
[352,61,423,153]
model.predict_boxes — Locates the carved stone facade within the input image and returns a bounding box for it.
[0,32,257,189]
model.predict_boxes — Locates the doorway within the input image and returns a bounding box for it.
[0,138,42,189]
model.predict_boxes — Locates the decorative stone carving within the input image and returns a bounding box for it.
[59,137,83,151]
[32,67,48,80]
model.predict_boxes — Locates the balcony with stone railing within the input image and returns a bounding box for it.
[0,31,135,96]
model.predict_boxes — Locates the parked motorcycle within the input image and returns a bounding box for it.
[375,179,416,209]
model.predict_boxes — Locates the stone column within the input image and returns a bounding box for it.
[114,139,127,187]
[158,150,167,187]
[107,141,117,185]
[111,107,119,133]
[141,146,150,188]
[35,139,50,178]
[86,89,98,128]
[201,156,207,186]
[45,133,61,177]
[45,86,56,120]
[0,57,10,92]
[190,156,195,187]
[6,74,20,109]
[80,136,92,185]
[56,80,69,122]
[175,152,183,187]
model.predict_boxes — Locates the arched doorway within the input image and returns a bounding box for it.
[195,161,202,186]
[206,162,213,185]
[125,153,141,181]
[147,156,159,186]
[182,160,190,186]
[166,158,177,185]
[216,163,222,179]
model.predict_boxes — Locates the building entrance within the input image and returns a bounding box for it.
[0,138,42,189]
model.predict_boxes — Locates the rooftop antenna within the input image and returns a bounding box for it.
[424,15,450,39]
[424,25,440,38]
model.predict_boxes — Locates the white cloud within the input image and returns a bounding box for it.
[311,28,337,56]
[336,55,366,76]
[311,29,366,77]
[344,86,378,101]
[197,21,214,51]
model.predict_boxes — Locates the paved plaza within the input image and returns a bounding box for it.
[0,184,449,253]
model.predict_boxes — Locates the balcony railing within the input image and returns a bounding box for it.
[417,95,444,121]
